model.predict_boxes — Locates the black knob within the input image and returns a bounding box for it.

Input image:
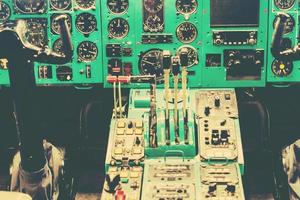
[128,121,133,129]
[220,130,229,143]
[208,183,217,193]
[204,106,211,116]
[226,183,236,193]
[105,174,121,194]
[214,96,220,108]
[135,137,141,145]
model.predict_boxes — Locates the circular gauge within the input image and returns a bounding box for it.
[274,0,295,10]
[273,14,295,34]
[176,22,197,43]
[25,19,47,47]
[0,2,11,21]
[53,39,64,55]
[272,60,293,77]
[143,0,163,13]
[107,0,129,14]
[50,0,71,10]
[76,0,96,10]
[77,41,98,62]
[14,0,46,13]
[139,49,164,80]
[177,46,198,67]
[108,18,129,39]
[144,15,164,32]
[176,0,197,15]
[76,13,97,35]
[51,14,72,35]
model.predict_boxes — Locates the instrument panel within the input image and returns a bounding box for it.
[102,0,203,88]
[0,0,102,85]
[1,0,300,87]
[102,0,269,88]
[267,0,300,83]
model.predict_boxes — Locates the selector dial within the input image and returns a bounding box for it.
[176,22,197,43]
[14,0,46,13]
[272,59,293,77]
[77,41,98,62]
[143,0,163,13]
[144,14,164,32]
[176,0,197,15]
[274,0,295,10]
[76,0,96,10]
[108,18,129,39]
[0,2,11,21]
[50,0,71,10]
[53,39,64,55]
[25,19,47,47]
[76,13,97,35]
[139,49,164,81]
[107,0,129,14]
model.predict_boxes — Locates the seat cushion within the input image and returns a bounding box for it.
[0,191,32,200]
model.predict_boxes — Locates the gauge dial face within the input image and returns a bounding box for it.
[177,46,198,67]
[176,0,197,14]
[76,0,96,10]
[139,49,164,80]
[273,14,295,35]
[144,0,163,13]
[76,13,97,35]
[51,14,72,35]
[14,0,46,13]
[176,22,197,43]
[0,2,11,21]
[53,39,64,55]
[25,19,47,47]
[274,0,295,9]
[50,0,71,10]
[77,41,98,62]
[108,18,129,39]
[272,60,293,77]
[144,14,164,32]
[107,0,129,14]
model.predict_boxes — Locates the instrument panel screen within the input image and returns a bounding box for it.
[210,0,260,27]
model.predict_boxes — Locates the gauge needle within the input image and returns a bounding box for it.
[143,60,155,66]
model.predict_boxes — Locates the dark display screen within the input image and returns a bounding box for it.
[210,0,260,27]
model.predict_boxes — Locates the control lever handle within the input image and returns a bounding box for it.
[163,50,172,70]
[179,48,189,67]
[271,13,300,61]
[35,15,73,64]
[0,16,73,65]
